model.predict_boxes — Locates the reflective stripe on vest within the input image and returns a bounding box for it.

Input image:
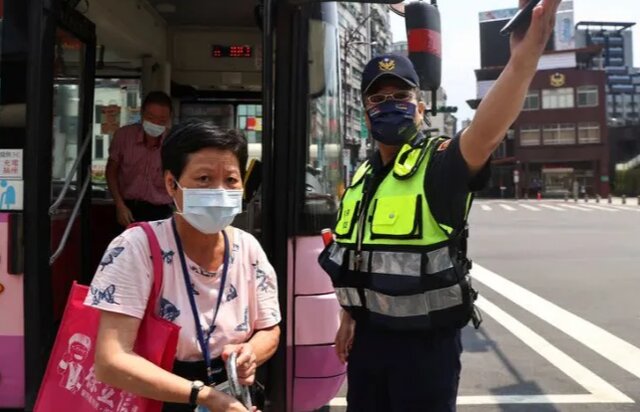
[335,283,463,316]
[335,246,453,276]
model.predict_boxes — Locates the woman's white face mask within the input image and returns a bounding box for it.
[174,183,243,234]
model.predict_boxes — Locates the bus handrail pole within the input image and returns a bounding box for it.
[49,130,92,215]
[49,166,92,265]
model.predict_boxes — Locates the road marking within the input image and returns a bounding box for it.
[329,288,635,407]
[327,295,633,406]
[322,394,635,407]
[481,205,492,211]
[472,264,640,384]
[611,205,640,212]
[500,204,517,211]
[538,204,567,211]
[473,296,632,404]
[519,204,541,211]
[582,204,620,212]
[456,395,630,405]
[560,204,594,212]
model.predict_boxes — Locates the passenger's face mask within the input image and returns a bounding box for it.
[142,120,166,138]
[366,100,419,146]
[174,182,243,234]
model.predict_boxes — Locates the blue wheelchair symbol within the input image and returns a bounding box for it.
[0,180,17,209]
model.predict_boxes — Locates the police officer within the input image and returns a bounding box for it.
[319,1,561,410]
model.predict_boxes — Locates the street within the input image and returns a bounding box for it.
[323,199,640,412]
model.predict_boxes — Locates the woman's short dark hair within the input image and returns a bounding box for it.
[142,91,173,112]
[161,120,248,180]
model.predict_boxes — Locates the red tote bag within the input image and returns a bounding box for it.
[35,222,180,412]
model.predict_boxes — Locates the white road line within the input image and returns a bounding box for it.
[474,296,632,404]
[581,204,620,212]
[519,204,541,211]
[500,204,517,211]
[538,204,567,211]
[456,395,629,405]
[611,205,640,212]
[559,204,594,212]
[323,394,634,407]
[481,205,492,211]
[472,264,640,384]
[327,295,633,406]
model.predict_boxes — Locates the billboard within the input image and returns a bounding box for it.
[555,0,575,50]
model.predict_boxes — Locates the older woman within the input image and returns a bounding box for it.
[86,120,281,412]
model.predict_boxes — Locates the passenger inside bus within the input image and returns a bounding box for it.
[106,91,174,229]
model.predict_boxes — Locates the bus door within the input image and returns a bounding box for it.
[21,2,96,408]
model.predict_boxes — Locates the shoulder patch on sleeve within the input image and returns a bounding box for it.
[437,139,452,152]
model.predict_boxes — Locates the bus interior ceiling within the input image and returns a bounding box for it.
[84,0,263,94]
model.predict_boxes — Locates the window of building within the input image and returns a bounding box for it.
[543,123,576,145]
[578,122,601,144]
[520,125,541,146]
[542,87,574,109]
[91,78,142,184]
[577,86,599,107]
[523,90,540,111]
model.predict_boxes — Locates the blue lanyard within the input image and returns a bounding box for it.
[172,218,229,385]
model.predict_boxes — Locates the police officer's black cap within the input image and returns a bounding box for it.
[361,54,420,95]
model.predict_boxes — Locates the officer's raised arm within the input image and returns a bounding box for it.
[460,0,562,174]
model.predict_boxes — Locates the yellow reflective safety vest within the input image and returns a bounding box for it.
[319,136,479,331]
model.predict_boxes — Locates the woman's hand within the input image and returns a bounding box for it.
[335,312,355,364]
[222,343,257,386]
[202,387,259,412]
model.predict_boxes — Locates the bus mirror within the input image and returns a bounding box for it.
[404,1,442,92]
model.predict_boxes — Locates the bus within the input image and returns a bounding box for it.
[0,0,407,410]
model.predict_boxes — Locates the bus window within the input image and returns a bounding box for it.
[52,28,85,185]
[180,102,234,127]
[237,104,262,162]
[302,14,341,233]
[92,78,142,185]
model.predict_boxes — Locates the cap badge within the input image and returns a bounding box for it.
[378,58,395,72]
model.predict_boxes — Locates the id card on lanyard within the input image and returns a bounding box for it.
[172,218,230,385]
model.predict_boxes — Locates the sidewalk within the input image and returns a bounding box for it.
[478,196,640,206]
[550,196,640,206]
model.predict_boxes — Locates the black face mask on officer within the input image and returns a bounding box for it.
[366,100,420,146]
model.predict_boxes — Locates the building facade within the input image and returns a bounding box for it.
[338,3,392,175]
[470,1,615,198]
[514,66,609,198]
[575,22,639,126]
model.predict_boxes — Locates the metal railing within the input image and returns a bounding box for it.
[49,165,92,265]
[48,131,93,265]
[49,130,92,216]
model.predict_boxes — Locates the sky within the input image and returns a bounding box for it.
[389,0,640,125]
